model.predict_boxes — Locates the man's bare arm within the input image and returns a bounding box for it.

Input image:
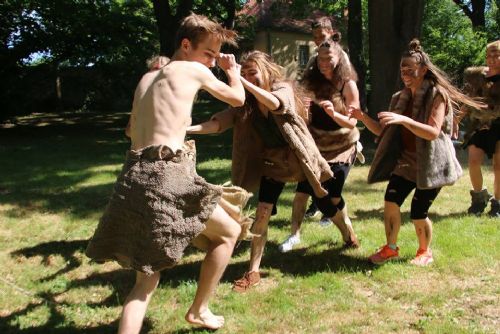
[240,77,281,112]
[199,55,245,107]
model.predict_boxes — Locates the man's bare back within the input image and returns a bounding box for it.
[130,61,206,151]
[129,50,244,152]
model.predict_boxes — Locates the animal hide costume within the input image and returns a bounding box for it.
[211,81,333,197]
[368,79,463,189]
[461,66,500,155]
[308,87,359,164]
[462,66,500,126]
[86,140,252,275]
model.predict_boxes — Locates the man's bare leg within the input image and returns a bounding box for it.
[118,271,161,334]
[384,201,402,245]
[185,204,241,329]
[249,202,273,272]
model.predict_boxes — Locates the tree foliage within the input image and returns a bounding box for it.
[1,0,499,120]
[0,0,160,117]
[421,0,499,81]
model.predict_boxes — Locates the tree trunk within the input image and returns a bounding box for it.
[223,0,237,29]
[152,0,172,56]
[153,0,194,57]
[452,0,486,28]
[368,0,424,117]
[347,0,367,111]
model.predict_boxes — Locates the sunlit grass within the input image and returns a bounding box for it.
[0,109,498,334]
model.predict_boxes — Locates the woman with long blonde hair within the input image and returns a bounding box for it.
[188,50,340,291]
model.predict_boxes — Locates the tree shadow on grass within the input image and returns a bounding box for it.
[4,233,373,334]
[0,303,126,334]
[224,240,373,282]
[0,110,234,220]
[11,240,88,282]
[170,325,219,334]
[0,288,138,334]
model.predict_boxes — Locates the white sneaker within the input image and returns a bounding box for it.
[319,216,332,227]
[279,235,300,253]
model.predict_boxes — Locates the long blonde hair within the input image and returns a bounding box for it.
[240,50,307,120]
[240,51,284,91]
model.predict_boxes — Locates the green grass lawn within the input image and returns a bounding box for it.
[0,104,498,334]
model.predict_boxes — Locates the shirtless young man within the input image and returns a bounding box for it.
[86,14,246,333]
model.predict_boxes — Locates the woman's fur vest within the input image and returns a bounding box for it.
[368,80,462,189]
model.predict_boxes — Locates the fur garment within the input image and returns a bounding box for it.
[462,66,500,143]
[368,80,462,189]
[86,141,253,275]
[212,82,333,197]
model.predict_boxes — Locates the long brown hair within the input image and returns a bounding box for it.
[403,39,485,112]
[240,50,307,120]
[302,40,357,100]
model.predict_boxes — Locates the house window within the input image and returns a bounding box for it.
[298,45,310,67]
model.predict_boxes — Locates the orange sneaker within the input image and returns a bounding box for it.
[369,245,399,264]
[410,248,434,266]
[232,271,260,293]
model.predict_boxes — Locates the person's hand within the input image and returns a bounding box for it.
[348,105,364,120]
[217,53,239,72]
[378,111,407,127]
[319,100,335,118]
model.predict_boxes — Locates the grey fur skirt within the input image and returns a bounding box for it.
[86,141,223,275]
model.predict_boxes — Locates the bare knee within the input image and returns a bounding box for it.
[215,218,241,245]
[205,205,242,243]
[384,201,401,218]
[225,220,241,243]
[134,271,160,296]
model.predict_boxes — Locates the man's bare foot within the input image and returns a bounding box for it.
[185,308,225,329]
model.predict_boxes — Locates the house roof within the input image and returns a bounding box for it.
[238,0,332,34]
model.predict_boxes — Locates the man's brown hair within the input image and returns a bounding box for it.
[311,16,333,31]
[175,13,238,50]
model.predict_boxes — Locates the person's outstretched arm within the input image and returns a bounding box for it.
[348,106,383,136]
[187,119,220,134]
